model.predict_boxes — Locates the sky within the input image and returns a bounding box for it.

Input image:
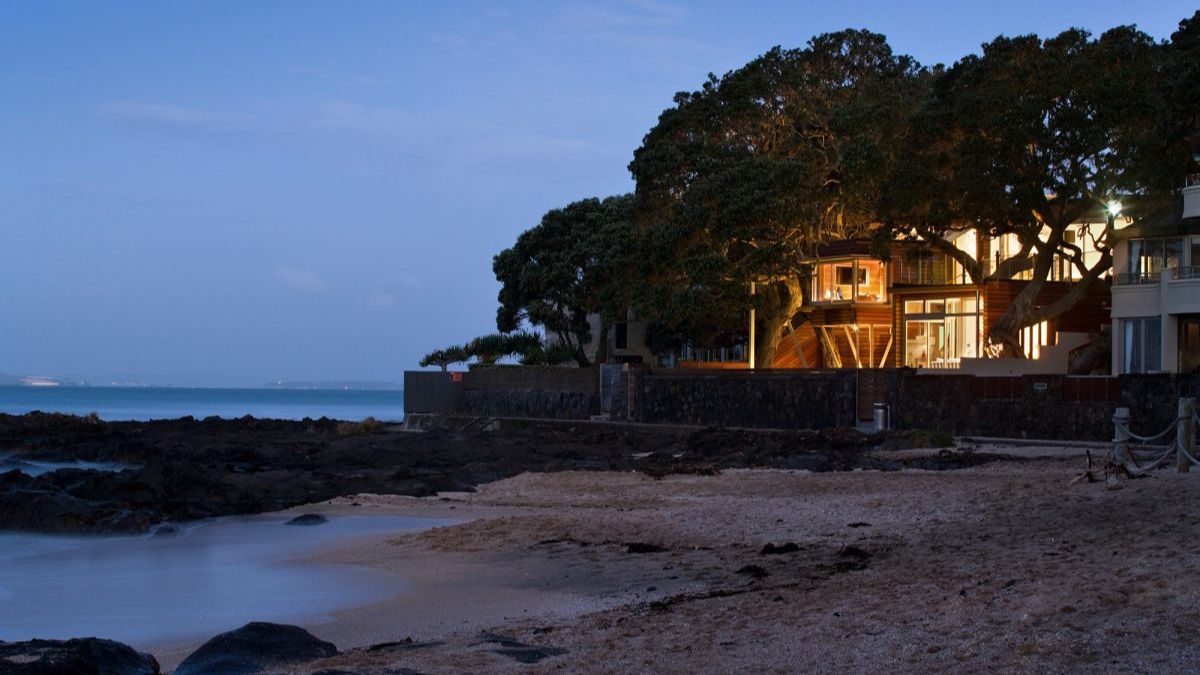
[1,1,1195,387]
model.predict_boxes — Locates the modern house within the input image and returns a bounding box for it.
[1110,177,1200,374]
[767,220,1112,374]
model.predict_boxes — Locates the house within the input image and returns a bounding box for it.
[778,226,1112,374]
[1109,177,1200,374]
[578,214,1115,373]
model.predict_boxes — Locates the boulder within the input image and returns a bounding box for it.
[174,622,337,675]
[0,637,160,674]
[284,513,328,526]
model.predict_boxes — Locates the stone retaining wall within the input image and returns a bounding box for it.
[886,371,1200,441]
[457,366,599,420]
[630,369,858,430]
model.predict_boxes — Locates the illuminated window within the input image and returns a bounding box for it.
[1019,321,1055,360]
[813,259,886,304]
[902,294,982,368]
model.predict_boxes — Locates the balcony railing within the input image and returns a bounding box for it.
[1187,174,1200,187]
[1115,270,1161,286]
[1114,267,1200,285]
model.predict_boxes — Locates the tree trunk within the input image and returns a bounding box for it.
[753,276,805,369]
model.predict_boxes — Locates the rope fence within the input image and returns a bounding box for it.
[1112,398,1198,477]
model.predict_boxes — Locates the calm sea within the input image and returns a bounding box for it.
[0,386,404,422]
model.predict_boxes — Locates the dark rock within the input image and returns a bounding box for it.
[735,564,770,579]
[173,622,337,675]
[0,637,160,674]
[285,513,328,526]
[477,633,566,665]
[759,542,800,555]
[625,542,666,554]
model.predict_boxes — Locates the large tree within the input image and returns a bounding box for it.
[493,194,637,366]
[880,27,1187,357]
[630,30,929,367]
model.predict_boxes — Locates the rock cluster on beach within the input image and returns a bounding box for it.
[0,621,571,674]
[0,411,983,535]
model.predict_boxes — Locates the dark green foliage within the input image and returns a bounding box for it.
[493,194,638,366]
[880,26,1183,356]
[630,31,930,366]
[419,345,469,371]
[518,341,577,366]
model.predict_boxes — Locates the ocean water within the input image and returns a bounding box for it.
[0,514,458,646]
[0,386,404,422]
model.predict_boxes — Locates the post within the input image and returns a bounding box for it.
[1177,398,1196,473]
[1113,407,1131,466]
[748,281,756,370]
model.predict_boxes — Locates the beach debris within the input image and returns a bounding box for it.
[285,513,329,526]
[847,522,872,528]
[1066,451,1099,486]
[365,637,443,653]
[174,621,337,675]
[477,632,567,664]
[0,637,161,675]
[759,542,800,555]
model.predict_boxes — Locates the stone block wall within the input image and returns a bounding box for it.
[886,371,1200,441]
[457,366,599,420]
[631,369,858,429]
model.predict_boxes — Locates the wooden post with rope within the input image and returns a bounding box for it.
[1113,407,1131,467]
[1178,398,1196,473]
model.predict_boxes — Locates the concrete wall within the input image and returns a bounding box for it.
[629,369,859,430]
[403,371,461,414]
[457,365,600,420]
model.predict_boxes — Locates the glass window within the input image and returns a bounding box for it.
[814,261,855,302]
[1123,317,1162,373]
[1166,238,1184,271]
[1129,239,1144,275]
[1191,238,1200,269]
[855,260,886,302]
[905,322,928,368]
[902,294,982,368]
[1181,317,1200,374]
[1144,239,1164,276]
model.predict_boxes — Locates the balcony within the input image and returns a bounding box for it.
[1112,266,1200,319]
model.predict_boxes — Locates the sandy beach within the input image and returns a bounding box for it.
[146,444,1200,673]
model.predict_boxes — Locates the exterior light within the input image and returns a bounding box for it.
[1107,201,1122,217]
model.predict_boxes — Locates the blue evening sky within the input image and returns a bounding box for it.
[1,1,1194,386]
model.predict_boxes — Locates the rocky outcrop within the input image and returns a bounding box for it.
[0,412,983,535]
[0,637,160,674]
[173,622,337,675]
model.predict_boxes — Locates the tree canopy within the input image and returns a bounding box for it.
[493,194,637,366]
[879,26,1184,356]
[629,30,930,366]
[476,12,1200,370]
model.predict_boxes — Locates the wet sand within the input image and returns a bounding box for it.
[155,444,1200,672]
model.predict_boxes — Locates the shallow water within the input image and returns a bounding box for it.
[0,453,136,476]
[0,513,456,647]
[0,385,404,422]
